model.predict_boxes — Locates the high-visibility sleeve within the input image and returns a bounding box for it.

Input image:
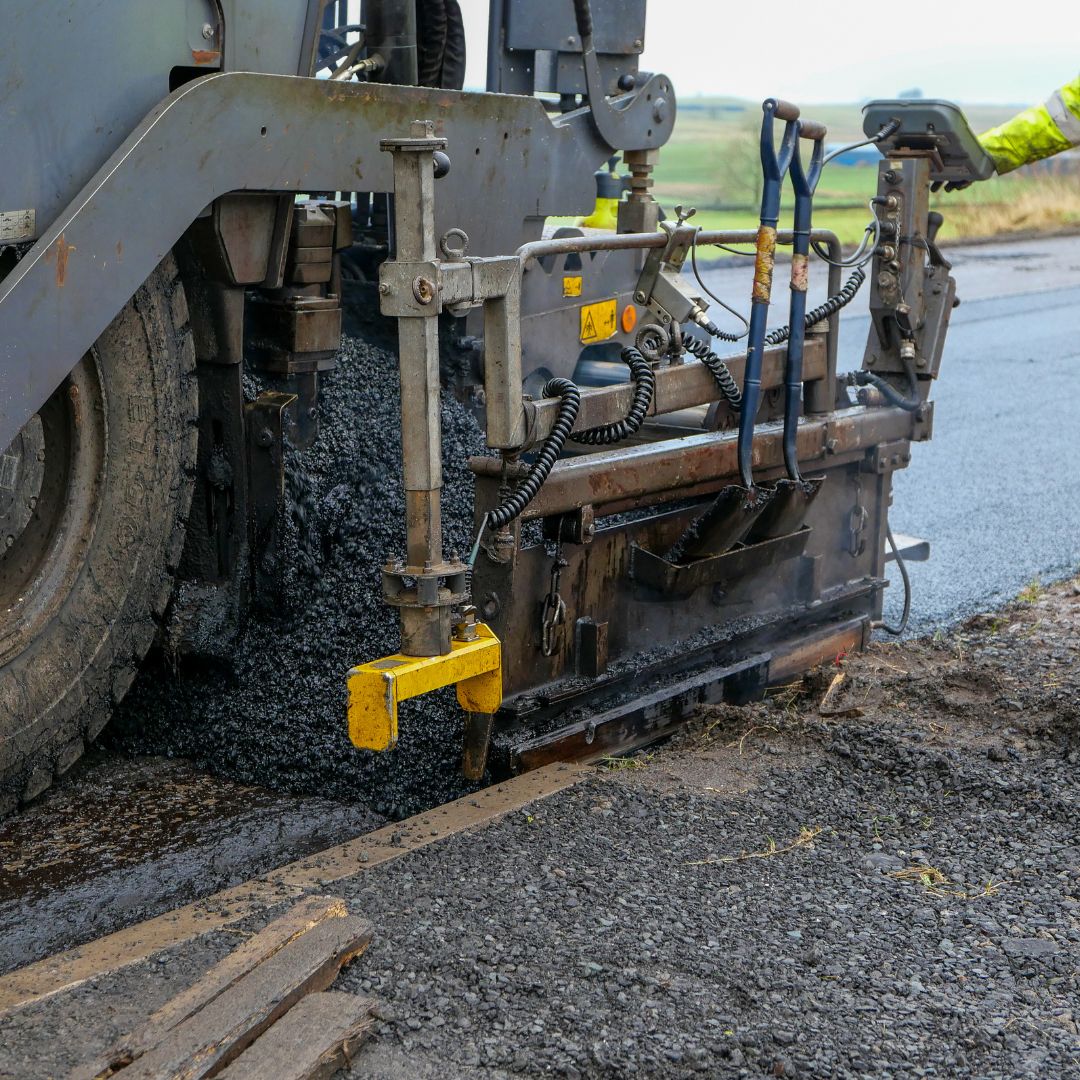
[978,74,1080,174]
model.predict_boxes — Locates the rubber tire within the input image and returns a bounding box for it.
[0,254,197,811]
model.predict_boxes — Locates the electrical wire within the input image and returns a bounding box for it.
[764,266,866,347]
[690,229,750,340]
[811,201,880,267]
[486,378,580,530]
[821,118,902,167]
[570,347,655,444]
[874,524,912,635]
[683,335,742,409]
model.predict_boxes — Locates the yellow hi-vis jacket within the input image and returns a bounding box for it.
[978,74,1080,174]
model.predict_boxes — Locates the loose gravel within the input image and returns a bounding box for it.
[109,335,489,819]
[325,577,1079,1079]
[2,578,1078,1079]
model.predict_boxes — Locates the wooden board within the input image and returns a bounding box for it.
[116,915,373,1080]
[0,763,586,1016]
[215,992,376,1080]
[76,896,349,1080]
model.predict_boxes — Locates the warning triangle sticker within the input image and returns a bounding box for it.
[582,312,597,340]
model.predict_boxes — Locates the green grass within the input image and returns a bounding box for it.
[554,99,1080,247]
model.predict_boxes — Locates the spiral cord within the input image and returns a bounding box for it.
[487,378,580,530]
[765,266,866,347]
[571,346,655,445]
[683,335,743,410]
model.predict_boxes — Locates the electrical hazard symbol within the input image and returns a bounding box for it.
[579,298,617,344]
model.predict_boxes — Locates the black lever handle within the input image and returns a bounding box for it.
[925,211,952,270]
[572,0,593,39]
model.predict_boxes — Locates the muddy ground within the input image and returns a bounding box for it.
[1,574,1077,1078]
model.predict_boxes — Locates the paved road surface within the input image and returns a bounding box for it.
[699,233,1080,634]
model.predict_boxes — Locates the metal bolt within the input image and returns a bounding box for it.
[566,35,576,46]
[652,98,667,123]
[412,276,436,305]
[4,535,13,549]
[379,282,391,295]
[633,38,643,49]
[825,438,839,454]
[27,496,36,511]
[634,291,646,303]
[201,22,215,39]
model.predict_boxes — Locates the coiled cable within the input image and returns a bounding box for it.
[764,266,866,347]
[683,335,742,410]
[487,378,580,530]
[571,346,655,445]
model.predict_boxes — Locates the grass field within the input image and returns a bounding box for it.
[645,100,1080,246]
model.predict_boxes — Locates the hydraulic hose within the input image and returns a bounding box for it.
[764,267,866,347]
[851,350,922,412]
[487,378,580,530]
[875,524,912,635]
[571,346,655,445]
[683,335,742,410]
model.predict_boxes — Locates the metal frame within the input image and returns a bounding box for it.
[0,69,643,451]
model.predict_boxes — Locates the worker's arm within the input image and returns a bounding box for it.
[978,74,1080,174]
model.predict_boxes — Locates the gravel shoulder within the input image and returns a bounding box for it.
[2,578,1078,1079]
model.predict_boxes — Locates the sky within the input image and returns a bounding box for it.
[458,0,1079,104]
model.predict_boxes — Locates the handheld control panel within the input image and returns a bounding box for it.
[862,99,996,185]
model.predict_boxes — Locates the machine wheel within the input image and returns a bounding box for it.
[0,254,197,811]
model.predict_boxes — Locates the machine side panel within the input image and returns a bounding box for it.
[0,72,613,451]
[0,0,221,241]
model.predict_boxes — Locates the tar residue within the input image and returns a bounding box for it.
[109,335,489,819]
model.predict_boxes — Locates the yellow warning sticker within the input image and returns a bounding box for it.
[563,275,583,297]
[579,298,617,344]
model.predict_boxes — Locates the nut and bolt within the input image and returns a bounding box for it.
[201,22,215,39]
[379,282,391,295]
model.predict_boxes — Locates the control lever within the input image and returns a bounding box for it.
[925,211,951,270]
[570,0,675,150]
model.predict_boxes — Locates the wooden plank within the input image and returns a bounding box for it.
[75,896,349,1080]
[117,915,373,1080]
[0,763,586,1016]
[215,992,376,1080]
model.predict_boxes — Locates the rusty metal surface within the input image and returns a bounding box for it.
[521,337,827,445]
[473,405,917,521]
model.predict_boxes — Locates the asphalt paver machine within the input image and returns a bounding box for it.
[0,1,995,803]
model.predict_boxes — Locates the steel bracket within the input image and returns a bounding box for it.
[347,623,502,751]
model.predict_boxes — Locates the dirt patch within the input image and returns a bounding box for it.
[628,573,1080,802]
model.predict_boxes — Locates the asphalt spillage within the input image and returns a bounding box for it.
[0,752,380,975]
[109,334,490,820]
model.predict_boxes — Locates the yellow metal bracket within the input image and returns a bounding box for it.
[347,623,502,751]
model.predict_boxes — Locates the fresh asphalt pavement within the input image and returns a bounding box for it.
[698,232,1080,634]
